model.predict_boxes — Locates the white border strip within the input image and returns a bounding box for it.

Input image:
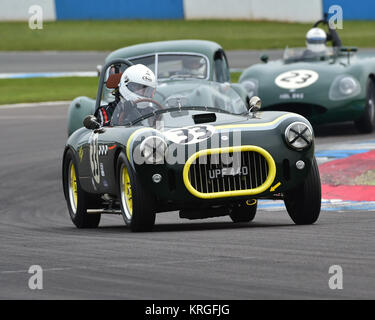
[0,0,56,21]
[0,101,69,109]
[0,72,97,79]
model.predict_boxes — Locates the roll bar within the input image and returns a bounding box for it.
[95,58,133,111]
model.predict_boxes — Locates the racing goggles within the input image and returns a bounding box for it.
[307,37,326,44]
[127,82,155,98]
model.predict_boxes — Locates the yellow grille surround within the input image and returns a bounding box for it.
[183,145,276,199]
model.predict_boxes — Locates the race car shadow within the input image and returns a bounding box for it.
[152,221,295,233]
[94,221,295,233]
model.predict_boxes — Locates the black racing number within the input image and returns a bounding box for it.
[175,129,194,144]
[296,73,312,84]
[281,72,299,83]
[281,72,312,84]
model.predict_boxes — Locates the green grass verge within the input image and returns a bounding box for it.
[231,72,241,83]
[0,73,241,105]
[0,77,98,105]
[1,20,375,51]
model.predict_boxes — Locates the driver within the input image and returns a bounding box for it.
[95,64,157,126]
[302,27,327,58]
[180,56,206,77]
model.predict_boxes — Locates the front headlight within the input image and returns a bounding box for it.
[242,79,258,98]
[285,122,313,150]
[329,75,361,100]
[140,136,167,164]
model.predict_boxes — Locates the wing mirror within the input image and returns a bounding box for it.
[96,64,102,77]
[260,54,269,63]
[83,115,101,130]
[248,96,262,117]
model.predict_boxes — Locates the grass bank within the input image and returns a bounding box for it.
[0,72,241,105]
[1,20,374,51]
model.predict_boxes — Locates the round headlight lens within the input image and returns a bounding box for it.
[339,77,357,95]
[285,122,313,150]
[329,75,361,100]
[140,136,167,164]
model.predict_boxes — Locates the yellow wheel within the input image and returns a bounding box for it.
[63,149,101,228]
[117,152,156,232]
[69,162,78,214]
[120,165,133,220]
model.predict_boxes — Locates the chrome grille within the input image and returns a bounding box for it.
[188,151,269,194]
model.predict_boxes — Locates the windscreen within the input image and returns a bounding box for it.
[158,54,208,80]
[283,47,334,62]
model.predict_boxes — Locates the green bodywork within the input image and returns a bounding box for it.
[64,109,314,212]
[64,39,316,212]
[240,50,375,125]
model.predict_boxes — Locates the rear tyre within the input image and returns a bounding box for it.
[229,201,257,223]
[355,79,375,133]
[63,149,101,228]
[284,157,321,225]
[117,152,156,232]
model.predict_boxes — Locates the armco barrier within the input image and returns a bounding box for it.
[1,0,375,21]
[184,0,323,22]
[0,0,56,21]
[323,0,375,20]
[55,0,184,20]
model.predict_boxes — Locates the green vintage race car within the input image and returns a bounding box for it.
[63,59,321,231]
[239,18,375,133]
[63,40,321,231]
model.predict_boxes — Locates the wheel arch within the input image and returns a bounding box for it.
[62,146,83,200]
[113,145,128,186]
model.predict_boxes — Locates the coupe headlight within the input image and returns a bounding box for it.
[242,79,258,97]
[285,122,313,150]
[329,75,361,100]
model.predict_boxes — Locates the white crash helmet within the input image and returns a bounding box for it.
[306,28,327,52]
[119,64,157,102]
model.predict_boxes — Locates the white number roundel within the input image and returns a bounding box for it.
[275,69,319,89]
[164,125,215,145]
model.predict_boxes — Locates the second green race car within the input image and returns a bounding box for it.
[240,17,375,133]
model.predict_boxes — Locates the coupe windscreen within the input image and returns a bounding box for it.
[157,54,208,80]
[128,54,208,80]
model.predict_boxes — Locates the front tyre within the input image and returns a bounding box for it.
[117,152,156,232]
[63,149,101,228]
[355,79,375,133]
[284,157,321,225]
[229,201,257,223]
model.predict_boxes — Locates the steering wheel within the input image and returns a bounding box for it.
[134,98,164,110]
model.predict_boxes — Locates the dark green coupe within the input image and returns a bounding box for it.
[240,19,375,133]
[63,40,321,232]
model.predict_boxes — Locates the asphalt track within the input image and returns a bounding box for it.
[2,49,375,74]
[0,103,375,299]
[0,50,283,73]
